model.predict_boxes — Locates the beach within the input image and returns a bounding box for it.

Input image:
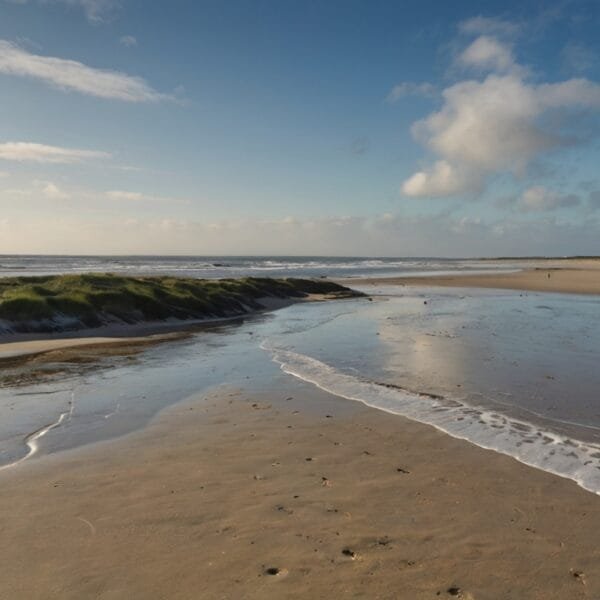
[2,381,599,599]
[5,0,600,594]
[1,260,600,599]
[344,259,600,295]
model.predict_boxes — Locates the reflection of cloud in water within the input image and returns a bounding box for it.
[374,296,473,396]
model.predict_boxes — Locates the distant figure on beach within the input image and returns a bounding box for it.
[548,272,551,279]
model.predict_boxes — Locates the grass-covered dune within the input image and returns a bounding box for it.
[0,274,362,334]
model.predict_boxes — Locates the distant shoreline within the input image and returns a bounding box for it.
[1,253,600,259]
[340,260,600,296]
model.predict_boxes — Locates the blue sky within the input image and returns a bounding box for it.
[0,0,599,255]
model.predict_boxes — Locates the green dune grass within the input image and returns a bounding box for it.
[0,274,361,333]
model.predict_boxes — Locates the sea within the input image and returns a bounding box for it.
[1,255,599,495]
[0,254,528,279]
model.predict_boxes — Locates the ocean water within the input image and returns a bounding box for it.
[0,254,525,279]
[1,264,600,494]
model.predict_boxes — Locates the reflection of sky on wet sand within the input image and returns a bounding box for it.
[349,287,600,440]
[273,286,600,443]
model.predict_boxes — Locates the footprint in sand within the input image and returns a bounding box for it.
[264,567,289,579]
[443,587,474,599]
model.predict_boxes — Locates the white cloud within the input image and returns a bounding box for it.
[2,179,71,199]
[0,141,110,163]
[386,82,436,103]
[119,35,137,48]
[518,186,579,212]
[65,0,119,22]
[458,36,517,73]
[459,16,521,37]
[106,189,189,205]
[402,160,481,197]
[41,181,70,200]
[106,190,144,201]
[1,211,598,257]
[401,35,600,198]
[0,40,171,102]
[537,78,600,109]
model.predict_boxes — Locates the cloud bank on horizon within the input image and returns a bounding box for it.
[0,1,599,256]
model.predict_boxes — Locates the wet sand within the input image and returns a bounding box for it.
[1,381,599,599]
[344,260,600,295]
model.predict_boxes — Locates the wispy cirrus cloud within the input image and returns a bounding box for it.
[0,40,172,102]
[106,190,145,201]
[1,181,186,206]
[0,141,110,163]
[458,16,522,38]
[59,0,119,22]
[518,186,580,212]
[119,35,137,48]
[106,189,190,205]
[6,0,120,23]
[386,81,436,103]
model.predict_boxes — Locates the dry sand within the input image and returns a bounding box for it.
[344,260,600,295]
[1,380,599,600]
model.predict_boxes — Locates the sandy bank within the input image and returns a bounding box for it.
[345,264,600,295]
[1,379,598,599]
[0,293,352,362]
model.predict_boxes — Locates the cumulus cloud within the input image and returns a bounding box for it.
[401,34,600,198]
[0,141,110,163]
[0,40,171,102]
[386,82,436,103]
[458,36,517,73]
[402,161,481,196]
[518,186,579,212]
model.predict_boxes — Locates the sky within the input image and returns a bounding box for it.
[0,0,600,256]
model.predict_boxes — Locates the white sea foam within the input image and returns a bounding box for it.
[264,344,600,495]
[0,255,525,279]
[0,410,70,471]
